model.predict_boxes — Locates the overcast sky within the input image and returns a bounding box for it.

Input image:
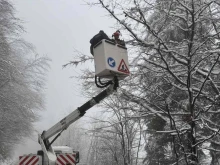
[12,0,116,159]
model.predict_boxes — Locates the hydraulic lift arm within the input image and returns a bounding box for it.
[38,77,119,165]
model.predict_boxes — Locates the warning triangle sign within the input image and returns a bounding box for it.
[118,59,130,74]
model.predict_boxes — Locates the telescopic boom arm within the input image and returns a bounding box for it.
[38,77,119,165]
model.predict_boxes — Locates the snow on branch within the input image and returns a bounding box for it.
[63,49,93,68]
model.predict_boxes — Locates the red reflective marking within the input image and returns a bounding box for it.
[31,157,39,165]
[66,154,75,164]
[57,157,65,165]
[25,156,36,165]
[19,156,29,165]
[60,155,69,163]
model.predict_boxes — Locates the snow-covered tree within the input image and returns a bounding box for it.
[68,0,220,164]
[0,0,49,160]
[93,0,220,164]
[86,95,144,165]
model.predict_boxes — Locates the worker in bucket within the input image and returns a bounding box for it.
[112,30,125,46]
[90,30,110,55]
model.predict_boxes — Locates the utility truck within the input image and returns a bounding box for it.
[18,39,129,165]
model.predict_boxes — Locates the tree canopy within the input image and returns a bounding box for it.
[68,0,220,164]
[0,0,49,160]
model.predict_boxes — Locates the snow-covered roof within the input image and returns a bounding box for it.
[52,146,73,153]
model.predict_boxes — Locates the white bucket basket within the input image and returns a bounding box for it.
[93,39,130,79]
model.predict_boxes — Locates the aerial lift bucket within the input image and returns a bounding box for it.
[93,39,130,79]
